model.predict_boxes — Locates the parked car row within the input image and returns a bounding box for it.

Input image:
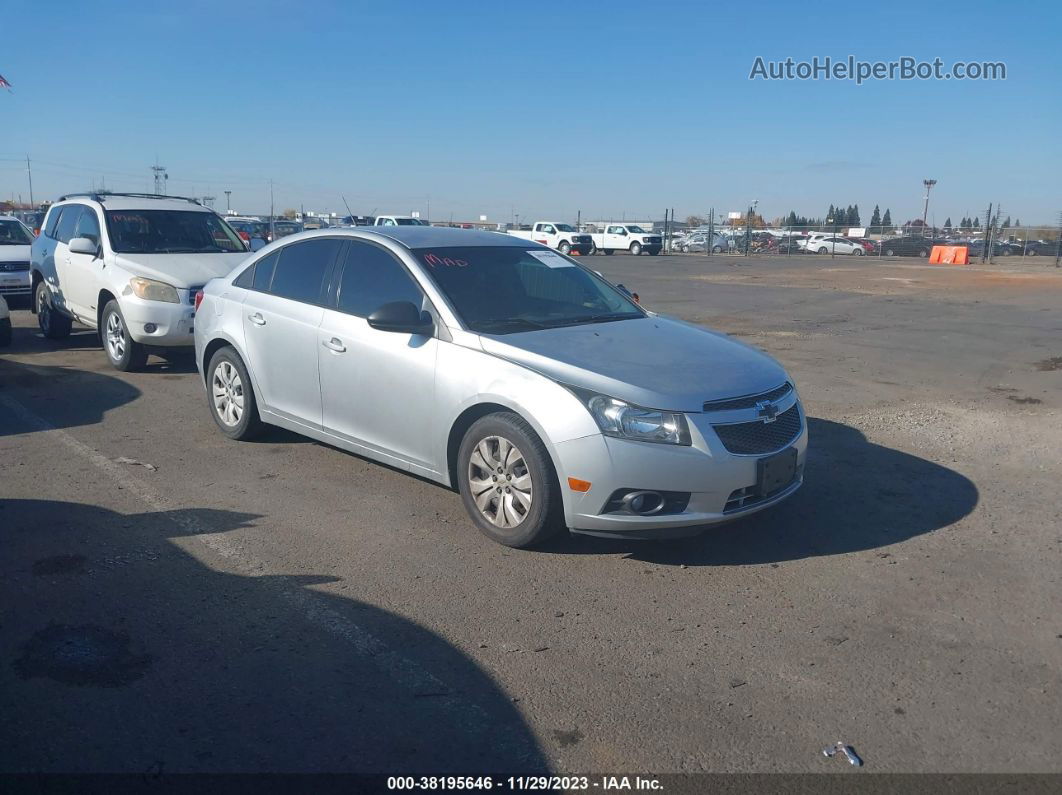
[17,191,808,550]
[0,214,35,299]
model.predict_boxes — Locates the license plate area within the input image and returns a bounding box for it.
[756,447,797,496]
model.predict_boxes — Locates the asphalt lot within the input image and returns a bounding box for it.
[1,253,1060,775]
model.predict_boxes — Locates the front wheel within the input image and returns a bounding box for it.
[588,243,598,255]
[557,241,571,255]
[207,347,263,440]
[457,412,562,548]
[35,281,72,340]
[918,248,929,258]
[604,249,614,256]
[852,248,864,256]
[629,242,642,256]
[817,247,829,254]
[885,248,896,257]
[101,300,148,371]
[712,245,723,253]
[648,249,659,256]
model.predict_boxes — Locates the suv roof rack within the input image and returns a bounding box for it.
[56,191,202,205]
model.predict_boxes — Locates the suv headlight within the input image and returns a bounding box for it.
[129,277,180,303]
[581,393,691,445]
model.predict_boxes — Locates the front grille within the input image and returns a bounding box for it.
[703,382,793,412]
[574,235,592,245]
[187,285,204,305]
[0,261,30,272]
[712,404,802,455]
[646,236,661,245]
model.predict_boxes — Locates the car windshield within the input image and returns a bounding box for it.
[555,224,576,232]
[413,246,644,334]
[105,210,246,254]
[626,225,647,233]
[0,219,33,245]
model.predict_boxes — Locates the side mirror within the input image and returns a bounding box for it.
[69,236,99,256]
[367,301,433,335]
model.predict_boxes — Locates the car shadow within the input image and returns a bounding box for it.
[0,360,142,437]
[0,500,547,774]
[543,417,979,566]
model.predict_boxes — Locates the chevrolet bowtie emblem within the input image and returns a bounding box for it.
[756,400,779,423]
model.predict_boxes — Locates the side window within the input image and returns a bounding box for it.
[268,239,342,304]
[337,241,423,318]
[73,207,101,244]
[54,205,82,244]
[250,251,279,291]
[44,207,64,239]
[541,225,555,234]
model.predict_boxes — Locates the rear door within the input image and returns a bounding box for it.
[52,205,86,317]
[240,238,343,429]
[317,239,439,470]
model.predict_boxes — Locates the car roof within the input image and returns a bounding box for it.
[55,195,212,213]
[278,225,528,250]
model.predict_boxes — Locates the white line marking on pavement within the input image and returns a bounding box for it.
[0,391,535,759]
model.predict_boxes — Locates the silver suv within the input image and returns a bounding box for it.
[194,227,807,548]
[31,193,249,370]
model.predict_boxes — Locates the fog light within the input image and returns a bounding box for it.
[144,323,158,333]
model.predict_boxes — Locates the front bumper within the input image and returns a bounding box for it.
[554,407,808,537]
[0,270,31,296]
[120,289,199,347]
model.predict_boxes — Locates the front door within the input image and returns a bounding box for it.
[318,239,438,470]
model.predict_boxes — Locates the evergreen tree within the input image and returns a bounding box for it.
[1015,218,1021,227]
[944,217,952,230]
[870,205,881,231]
[1002,216,1011,228]
[826,205,835,225]
[973,217,980,228]
[882,208,892,229]
[851,204,861,227]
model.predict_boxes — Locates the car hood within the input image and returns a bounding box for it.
[0,243,31,262]
[478,314,789,412]
[113,252,250,288]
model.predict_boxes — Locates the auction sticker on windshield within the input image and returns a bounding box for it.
[527,250,574,268]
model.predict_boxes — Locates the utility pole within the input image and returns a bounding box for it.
[224,190,231,214]
[981,203,992,264]
[201,195,215,208]
[26,155,34,207]
[922,178,937,233]
[269,181,275,242]
[151,160,168,195]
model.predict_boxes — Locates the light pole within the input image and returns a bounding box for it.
[922,179,937,236]
[224,190,231,214]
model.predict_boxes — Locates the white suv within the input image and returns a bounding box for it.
[30,193,250,370]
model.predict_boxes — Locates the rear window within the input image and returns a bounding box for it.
[267,239,343,304]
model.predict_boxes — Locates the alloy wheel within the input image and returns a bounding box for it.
[105,311,126,361]
[467,435,533,529]
[212,361,245,427]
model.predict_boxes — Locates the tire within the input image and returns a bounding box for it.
[588,243,598,255]
[629,242,642,256]
[0,318,11,347]
[852,248,863,256]
[558,241,571,255]
[648,249,659,256]
[712,245,723,253]
[100,300,148,371]
[35,281,72,340]
[918,249,929,258]
[1026,249,1037,257]
[817,247,829,254]
[457,412,562,549]
[885,248,895,257]
[604,249,614,256]
[206,346,263,440]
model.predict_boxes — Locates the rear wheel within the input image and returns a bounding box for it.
[457,412,562,548]
[885,248,896,256]
[852,248,864,256]
[918,248,929,258]
[817,247,829,254]
[207,346,263,440]
[35,281,72,340]
[558,241,571,255]
[101,300,148,371]
[712,245,723,253]
[629,242,642,256]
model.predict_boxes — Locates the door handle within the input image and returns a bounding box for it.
[322,337,346,353]
[248,312,266,326]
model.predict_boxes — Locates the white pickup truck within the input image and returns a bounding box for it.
[506,222,594,255]
[588,224,662,256]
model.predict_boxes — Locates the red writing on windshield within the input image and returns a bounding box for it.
[422,252,469,268]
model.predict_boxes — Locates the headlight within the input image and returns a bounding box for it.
[584,394,691,445]
[129,277,180,303]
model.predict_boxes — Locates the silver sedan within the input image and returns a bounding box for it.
[194,227,807,548]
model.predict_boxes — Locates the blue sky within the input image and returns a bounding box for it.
[1,0,1059,224]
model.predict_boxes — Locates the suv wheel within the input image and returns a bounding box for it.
[629,242,642,256]
[457,412,562,548]
[558,241,571,255]
[35,281,72,340]
[101,300,148,371]
[207,347,263,440]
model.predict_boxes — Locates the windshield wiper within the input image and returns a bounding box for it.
[472,317,552,332]
[549,312,642,327]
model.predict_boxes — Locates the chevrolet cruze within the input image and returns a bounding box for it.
[194,227,807,548]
